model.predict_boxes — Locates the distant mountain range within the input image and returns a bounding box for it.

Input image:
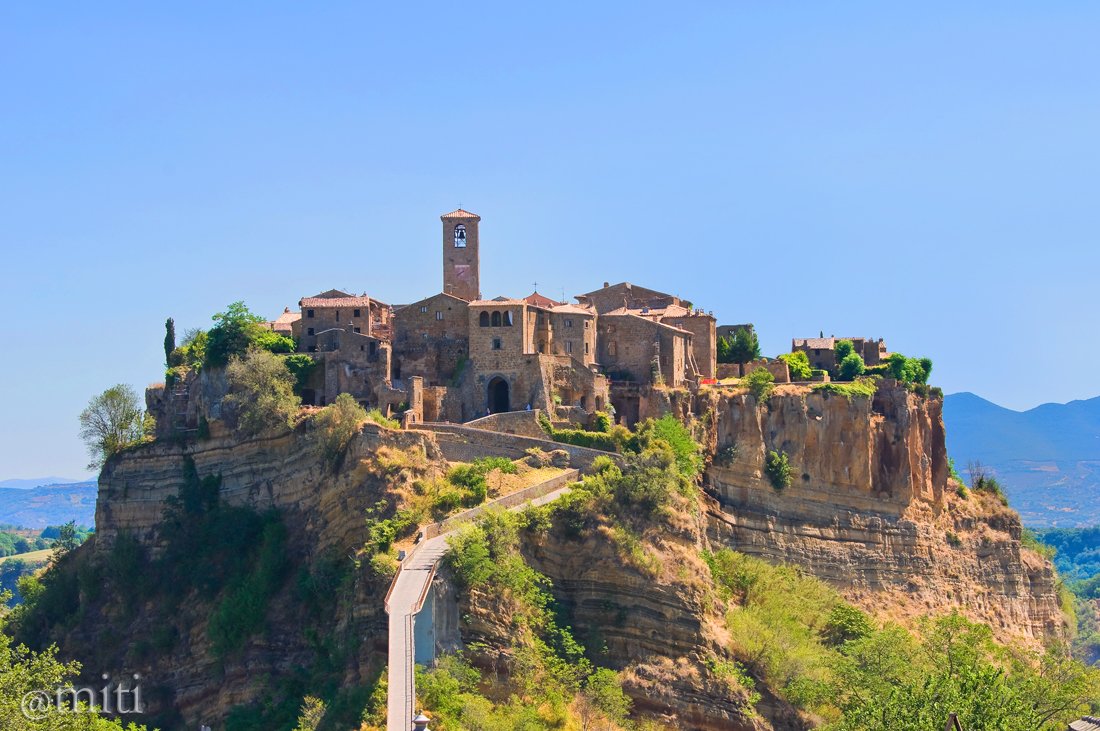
[0,482,97,529]
[0,477,87,490]
[944,393,1100,527]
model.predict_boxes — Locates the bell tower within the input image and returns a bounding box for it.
[441,208,481,301]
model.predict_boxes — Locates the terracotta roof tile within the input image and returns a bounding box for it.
[300,296,374,308]
[524,291,562,308]
[440,208,480,219]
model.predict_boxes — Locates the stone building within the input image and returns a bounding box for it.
[298,290,391,351]
[792,336,888,372]
[280,209,723,424]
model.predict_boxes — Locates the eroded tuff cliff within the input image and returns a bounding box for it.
[30,381,1065,729]
[694,383,1064,647]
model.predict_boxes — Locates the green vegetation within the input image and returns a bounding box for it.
[967,462,1008,506]
[78,384,154,469]
[205,301,294,367]
[312,393,367,468]
[164,316,175,365]
[703,548,1100,729]
[0,611,150,730]
[884,352,933,384]
[834,339,855,362]
[225,349,302,436]
[284,353,319,396]
[837,352,865,380]
[718,327,761,364]
[743,367,775,402]
[764,450,792,489]
[811,377,878,400]
[437,508,631,730]
[366,408,399,429]
[778,350,813,380]
[540,411,639,453]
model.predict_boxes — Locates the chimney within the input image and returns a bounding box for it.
[603,282,609,288]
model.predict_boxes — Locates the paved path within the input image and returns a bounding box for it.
[385,482,575,731]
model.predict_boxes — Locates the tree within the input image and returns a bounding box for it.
[224,349,301,436]
[163,317,175,366]
[311,393,367,468]
[294,696,326,731]
[578,668,632,731]
[838,352,865,380]
[205,301,268,367]
[743,367,775,402]
[834,339,855,362]
[718,328,761,365]
[778,351,813,381]
[78,384,146,470]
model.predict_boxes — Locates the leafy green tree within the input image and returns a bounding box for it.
[838,352,865,380]
[163,317,175,366]
[224,349,301,436]
[731,328,762,364]
[283,354,318,396]
[834,339,855,362]
[743,367,775,402]
[579,668,632,731]
[779,351,813,380]
[205,301,269,367]
[765,450,792,489]
[293,695,326,731]
[0,613,150,729]
[78,384,147,469]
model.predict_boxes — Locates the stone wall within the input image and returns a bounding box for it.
[415,422,616,473]
[664,313,716,379]
[463,409,547,438]
[597,314,690,386]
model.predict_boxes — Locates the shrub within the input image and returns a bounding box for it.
[225,349,301,436]
[834,339,855,362]
[946,530,963,547]
[743,367,775,402]
[886,352,933,384]
[778,351,813,381]
[311,393,367,468]
[716,444,739,466]
[811,377,878,400]
[637,413,703,478]
[591,411,612,433]
[837,352,865,380]
[283,354,318,395]
[718,328,762,364]
[366,408,399,429]
[821,604,875,647]
[765,450,792,489]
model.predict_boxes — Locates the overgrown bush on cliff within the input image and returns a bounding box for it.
[764,450,792,489]
[284,353,318,396]
[225,349,301,436]
[440,511,632,730]
[811,377,878,400]
[703,549,1100,728]
[743,367,775,402]
[778,350,813,381]
[312,393,367,469]
[885,352,933,385]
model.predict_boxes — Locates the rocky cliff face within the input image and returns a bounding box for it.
[38,381,1065,729]
[697,384,1064,648]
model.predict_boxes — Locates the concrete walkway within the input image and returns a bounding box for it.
[384,480,576,731]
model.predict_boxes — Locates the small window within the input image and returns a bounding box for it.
[504,311,513,326]
[479,311,490,327]
[307,309,315,318]
[584,320,590,329]
[491,311,501,327]
[307,327,315,336]
[585,342,590,354]
[454,223,467,247]
[564,318,573,328]
[566,341,573,353]
[336,310,340,322]
[370,342,377,355]
[354,327,361,334]
[354,309,361,318]
[435,311,444,321]
[492,338,502,350]
[421,306,429,313]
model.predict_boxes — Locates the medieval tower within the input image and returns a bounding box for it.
[441,208,481,301]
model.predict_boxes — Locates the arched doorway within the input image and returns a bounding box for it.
[487,377,510,414]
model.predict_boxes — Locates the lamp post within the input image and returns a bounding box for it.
[412,712,431,731]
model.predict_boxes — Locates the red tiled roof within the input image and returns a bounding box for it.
[440,208,480,219]
[793,338,835,350]
[551,304,594,316]
[524,291,562,308]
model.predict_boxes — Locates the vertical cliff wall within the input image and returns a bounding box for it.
[699,383,1065,647]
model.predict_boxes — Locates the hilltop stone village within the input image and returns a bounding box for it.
[248,208,890,429]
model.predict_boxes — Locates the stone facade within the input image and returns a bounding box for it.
[299,290,390,351]
[441,209,481,301]
[792,336,888,371]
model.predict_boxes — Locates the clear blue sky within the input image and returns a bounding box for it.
[2,2,1098,480]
